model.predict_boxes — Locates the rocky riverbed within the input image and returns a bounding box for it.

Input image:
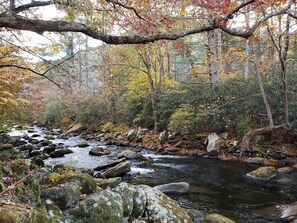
[0,124,297,222]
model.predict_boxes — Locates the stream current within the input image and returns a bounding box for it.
[8,125,297,223]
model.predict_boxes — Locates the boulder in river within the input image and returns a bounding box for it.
[118,149,140,159]
[50,148,74,158]
[102,161,131,178]
[94,158,126,171]
[75,142,89,148]
[204,213,236,223]
[247,166,277,180]
[154,182,190,195]
[89,147,111,156]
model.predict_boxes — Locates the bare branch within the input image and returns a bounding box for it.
[106,0,145,20]
[0,64,61,87]
[222,3,293,38]
[0,54,76,88]
[14,1,53,13]
[287,12,297,19]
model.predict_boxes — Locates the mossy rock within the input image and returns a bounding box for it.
[139,185,193,223]
[131,186,147,219]
[65,190,124,223]
[41,182,81,209]
[9,159,30,177]
[56,172,97,194]
[203,213,236,223]
[247,166,277,180]
[0,203,65,223]
[95,177,122,189]
[113,182,134,218]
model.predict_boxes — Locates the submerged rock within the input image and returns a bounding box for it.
[154,182,190,195]
[204,213,236,223]
[247,166,277,180]
[75,142,89,148]
[50,148,73,158]
[277,167,294,173]
[89,147,111,156]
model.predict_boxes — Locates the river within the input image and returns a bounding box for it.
[8,125,297,223]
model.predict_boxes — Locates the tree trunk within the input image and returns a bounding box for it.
[207,30,219,85]
[217,30,223,77]
[240,43,274,154]
[281,15,290,124]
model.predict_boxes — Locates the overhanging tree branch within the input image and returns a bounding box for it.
[106,0,145,20]
[0,1,293,43]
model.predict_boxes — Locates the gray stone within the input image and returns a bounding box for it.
[94,158,126,171]
[95,177,122,189]
[89,147,110,156]
[102,161,131,178]
[245,157,265,165]
[159,131,168,144]
[154,182,190,195]
[127,129,137,142]
[277,167,294,173]
[50,148,73,158]
[65,190,124,223]
[41,182,81,209]
[118,149,140,159]
[204,213,236,223]
[136,128,148,138]
[139,185,193,223]
[113,182,134,218]
[206,133,220,153]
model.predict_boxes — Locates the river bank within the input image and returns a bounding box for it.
[1,124,297,222]
[76,123,297,167]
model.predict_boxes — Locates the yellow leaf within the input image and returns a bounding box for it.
[0,97,8,103]
[2,91,14,97]
[17,98,30,104]
[8,98,19,106]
